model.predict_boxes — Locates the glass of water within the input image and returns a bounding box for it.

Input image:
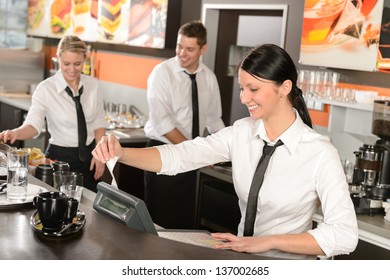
[60,172,84,203]
[7,150,29,202]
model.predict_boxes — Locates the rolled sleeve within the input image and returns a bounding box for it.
[309,149,359,257]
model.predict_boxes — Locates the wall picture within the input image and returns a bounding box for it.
[377,0,390,71]
[27,0,169,48]
[299,0,384,72]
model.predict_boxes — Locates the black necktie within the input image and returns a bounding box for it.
[65,86,87,162]
[185,72,199,138]
[243,139,284,236]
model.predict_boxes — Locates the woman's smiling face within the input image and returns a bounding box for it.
[238,69,283,120]
[58,50,85,83]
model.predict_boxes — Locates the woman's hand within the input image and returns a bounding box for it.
[0,129,18,144]
[211,232,273,254]
[90,156,106,180]
[92,134,124,164]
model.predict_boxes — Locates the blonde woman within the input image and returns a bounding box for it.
[0,35,106,192]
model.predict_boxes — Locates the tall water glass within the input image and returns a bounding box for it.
[60,172,84,203]
[7,150,29,202]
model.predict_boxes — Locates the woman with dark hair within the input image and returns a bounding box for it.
[92,44,358,259]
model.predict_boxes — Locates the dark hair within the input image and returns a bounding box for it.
[238,44,312,128]
[178,20,207,47]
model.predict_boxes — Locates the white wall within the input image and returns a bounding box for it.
[99,81,149,117]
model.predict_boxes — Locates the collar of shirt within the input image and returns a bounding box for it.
[255,110,306,155]
[54,70,84,96]
[173,56,205,75]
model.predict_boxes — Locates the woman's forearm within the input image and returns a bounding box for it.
[270,232,324,256]
[119,147,162,173]
[94,127,106,143]
[13,124,39,140]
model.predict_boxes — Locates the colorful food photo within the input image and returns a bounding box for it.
[50,0,72,36]
[27,0,50,36]
[127,0,168,48]
[98,0,130,43]
[377,0,390,71]
[26,0,168,47]
[299,0,384,71]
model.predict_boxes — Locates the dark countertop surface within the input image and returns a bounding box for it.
[0,175,272,260]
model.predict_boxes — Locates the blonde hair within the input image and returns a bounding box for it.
[56,35,87,57]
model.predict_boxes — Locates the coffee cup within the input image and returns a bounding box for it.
[66,198,79,224]
[33,191,78,231]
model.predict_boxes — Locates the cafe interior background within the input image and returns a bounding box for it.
[1,0,390,259]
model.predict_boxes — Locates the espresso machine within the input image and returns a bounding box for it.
[350,100,390,215]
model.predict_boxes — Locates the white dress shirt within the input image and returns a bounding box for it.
[24,70,106,147]
[144,56,225,143]
[156,112,358,259]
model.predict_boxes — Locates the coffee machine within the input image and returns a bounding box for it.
[350,100,390,215]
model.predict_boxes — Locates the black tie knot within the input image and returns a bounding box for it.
[184,71,196,80]
[65,85,83,100]
[263,139,284,156]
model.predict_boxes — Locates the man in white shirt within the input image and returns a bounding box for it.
[143,20,225,229]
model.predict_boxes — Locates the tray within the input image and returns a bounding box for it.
[0,183,48,209]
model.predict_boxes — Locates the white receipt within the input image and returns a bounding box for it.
[106,156,119,188]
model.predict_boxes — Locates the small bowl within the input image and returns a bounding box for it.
[354,90,379,104]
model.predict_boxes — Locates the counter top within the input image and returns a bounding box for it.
[0,175,271,260]
[0,92,31,111]
[106,128,148,144]
[0,93,148,144]
[199,166,390,250]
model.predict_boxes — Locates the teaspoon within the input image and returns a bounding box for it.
[0,182,7,192]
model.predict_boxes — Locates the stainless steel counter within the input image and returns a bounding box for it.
[106,128,148,144]
[0,92,32,111]
[0,94,149,144]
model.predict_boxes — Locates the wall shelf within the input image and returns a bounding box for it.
[305,97,375,137]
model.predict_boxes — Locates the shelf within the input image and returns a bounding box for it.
[305,97,376,137]
[305,97,374,112]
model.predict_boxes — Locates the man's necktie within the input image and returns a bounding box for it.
[185,72,199,138]
[243,139,284,236]
[65,86,87,162]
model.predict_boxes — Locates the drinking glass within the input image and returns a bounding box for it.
[117,103,128,124]
[6,150,29,202]
[60,172,84,203]
[53,170,69,191]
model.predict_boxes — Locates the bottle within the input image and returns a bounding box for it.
[83,44,92,75]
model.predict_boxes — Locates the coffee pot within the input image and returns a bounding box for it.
[350,100,390,215]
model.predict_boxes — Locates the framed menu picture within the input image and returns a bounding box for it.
[377,1,390,71]
[27,0,170,49]
[299,0,384,72]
